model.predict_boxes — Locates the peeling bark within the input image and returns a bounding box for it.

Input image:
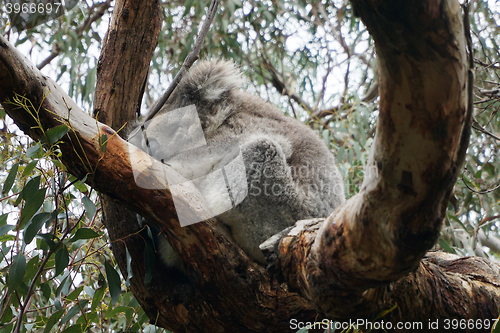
[1,0,500,332]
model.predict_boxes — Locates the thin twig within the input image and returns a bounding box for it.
[471,118,500,141]
[462,174,500,194]
[37,0,112,70]
[145,0,220,122]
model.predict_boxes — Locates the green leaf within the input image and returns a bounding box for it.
[137,308,148,325]
[24,212,52,244]
[44,124,70,145]
[22,176,41,201]
[40,282,52,301]
[91,286,105,312]
[19,176,46,225]
[3,162,19,194]
[43,310,64,333]
[99,134,108,152]
[82,196,96,221]
[438,238,456,254]
[14,191,23,206]
[55,244,69,276]
[105,306,131,319]
[0,234,15,242]
[71,175,88,193]
[105,261,121,306]
[25,256,40,282]
[68,228,99,242]
[51,159,66,170]
[0,323,13,333]
[8,254,26,289]
[60,324,83,333]
[0,245,11,264]
[54,297,62,311]
[0,303,13,324]
[20,187,47,226]
[36,233,57,250]
[26,143,42,158]
[55,276,69,299]
[125,246,133,287]
[0,224,15,238]
[22,160,38,177]
[60,300,89,325]
[67,286,84,301]
[0,214,8,227]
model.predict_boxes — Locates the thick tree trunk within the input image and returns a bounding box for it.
[1,0,500,332]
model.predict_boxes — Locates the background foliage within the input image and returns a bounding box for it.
[0,0,499,332]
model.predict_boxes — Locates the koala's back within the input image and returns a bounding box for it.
[141,60,345,264]
[208,88,344,203]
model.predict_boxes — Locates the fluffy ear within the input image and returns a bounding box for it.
[180,59,244,101]
[152,59,245,132]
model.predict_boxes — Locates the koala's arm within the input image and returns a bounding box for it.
[217,135,302,263]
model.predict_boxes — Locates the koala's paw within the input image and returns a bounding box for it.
[241,137,290,182]
[242,137,282,163]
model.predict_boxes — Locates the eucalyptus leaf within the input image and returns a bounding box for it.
[105,306,130,319]
[55,244,69,276]
[43,310,64,333]
[3,162,19,194]
[24,212,52,244]
[60,300,89,325]
[82,196,96,221]
[44,124,70,145]
[91,286,105,312]
[60,324,83,333]
[105,261,121,306]
[7,254,26,289]
[22,160,38,177]
[99,134,108,152]
[26,143,42,158]
[0,214,7,227]
[36,233,58,250]
[68,228,99,242]
[0,225,15,238]
[20,187,47,226]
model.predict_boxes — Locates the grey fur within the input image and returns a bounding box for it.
[128,59,345,264]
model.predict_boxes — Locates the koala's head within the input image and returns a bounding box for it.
[164,60,246,133]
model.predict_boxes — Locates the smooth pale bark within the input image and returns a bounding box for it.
[1,0,500,332]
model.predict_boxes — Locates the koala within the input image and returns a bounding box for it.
[128,59,345,265]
